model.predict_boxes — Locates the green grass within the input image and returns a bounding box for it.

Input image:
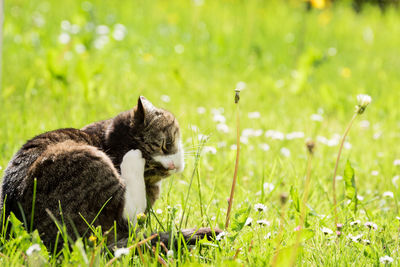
[1,0,400,265]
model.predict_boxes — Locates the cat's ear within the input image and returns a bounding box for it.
[134,96,156,124]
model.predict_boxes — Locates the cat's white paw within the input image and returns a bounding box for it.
[121,149,145,179]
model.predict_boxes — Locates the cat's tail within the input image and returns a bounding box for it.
[111,227,222,249]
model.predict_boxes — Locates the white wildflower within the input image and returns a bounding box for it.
[217,141,227,147]
[230,144,237,150]
[327,47,337,56]
[280,147,291,157]
[321,227,333,235]
[347,233,362,242]
[383,191,394,198]
[394,159,400,166]
[362,239,371,245]
[197,107,206,114]
[174,44,184,54]
[26,244,41,256]
[359,120,370,129]
[216,231,226,241]
[245,217,253,226]
[357,195,364,201]
[350,220,361,226]
[58,33,70,44]
[75,43,86,54]
[264,232,272,239]
[364,221,378,230]
[259,143,270,151]
[256,220,270,226]
[242,128,262,138]
[167,250,174,258]
[248,112,260,119]
[311,114,323,122]
[254,203,266,212]
[336,175,343,181]
[94,35,109,49]
[240,136,249,144]
[263,182,275,192]
[156,209,162,214]
[203,146,217,154]
[113,24,127,41]
[355,94,372,114]
[286,131,304,140]
[371,170,379,176]
[393,175,400,188]
[379,255,394,264]
[96,25,110,35]
[114,247,130,258]
[265,130,285,140]
[213,114,226,123]
[60,20,71,31]
[160,95,170,103]
[216,123,229,133]
[344,142,352,150]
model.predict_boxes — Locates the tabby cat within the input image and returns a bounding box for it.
[0,96,218,249]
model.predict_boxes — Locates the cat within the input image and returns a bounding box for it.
[0,96,219,250]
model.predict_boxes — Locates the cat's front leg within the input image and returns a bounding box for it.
[120,149,147,223]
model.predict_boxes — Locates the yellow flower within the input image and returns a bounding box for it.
[136,213,147,226]
[340,67,352,78]
[88,235,97,246]
[310,0,326,9]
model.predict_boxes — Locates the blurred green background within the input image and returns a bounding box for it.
[1,0,400,264]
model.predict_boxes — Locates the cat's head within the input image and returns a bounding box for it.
[130,96,184,183]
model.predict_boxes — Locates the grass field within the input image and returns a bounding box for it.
[1,0,400,265]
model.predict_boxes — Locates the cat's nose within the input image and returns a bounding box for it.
[167,162,176,170]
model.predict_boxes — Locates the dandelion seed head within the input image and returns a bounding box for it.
[235,81,246,91]
[114,247,130,258]
[355,94,372,114]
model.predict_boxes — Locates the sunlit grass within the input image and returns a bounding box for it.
[1,0,400,265]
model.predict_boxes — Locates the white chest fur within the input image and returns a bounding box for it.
[120,149,147,223]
